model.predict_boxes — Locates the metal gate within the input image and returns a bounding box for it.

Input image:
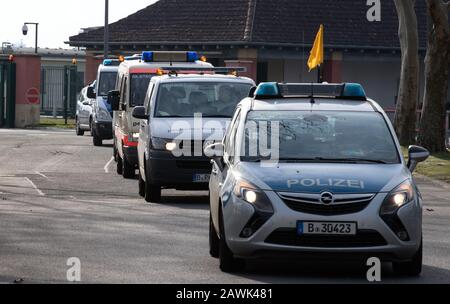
[0,59,16,128]
[41,66,78,118]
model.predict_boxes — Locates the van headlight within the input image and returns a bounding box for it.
[233,180,273,213]
[97,108,111,121]
[380,180,415,215]
[150,137,177,151]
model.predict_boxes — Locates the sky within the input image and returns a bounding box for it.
[1,0,158,49]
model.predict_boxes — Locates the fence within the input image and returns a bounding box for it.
[40,66,80,118]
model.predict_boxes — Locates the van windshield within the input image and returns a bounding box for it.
[241,111,400,164]
[98,72,117,96]
[155,82,252,118]
[130,74,154,107]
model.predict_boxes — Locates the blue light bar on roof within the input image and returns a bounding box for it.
[342,83,366,99]
[254,82,281,99]
[253,82,367,100]
[142,51,200,63]
[142,51,154,62]
[186,51,199,62]
[103,59,120,66]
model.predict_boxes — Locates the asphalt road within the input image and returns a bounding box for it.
[0,128,449,284]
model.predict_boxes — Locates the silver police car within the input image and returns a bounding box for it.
[205,82,429,275]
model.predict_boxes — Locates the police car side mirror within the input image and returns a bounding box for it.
[132,106,148,120]
[108,90,121,111]
[87,87,96,99]
[407,145,430,172]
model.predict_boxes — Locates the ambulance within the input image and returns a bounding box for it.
[109,51,213,178]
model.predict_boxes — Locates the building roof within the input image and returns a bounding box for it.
[68,0,427,50]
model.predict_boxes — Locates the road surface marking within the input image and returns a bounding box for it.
[25,177,45,196]
[104,157,115,173]
[35,171,48,179]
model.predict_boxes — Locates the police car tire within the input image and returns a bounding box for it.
[219,206,245,273]
[122,155,135,179]
[75,119,84,136]
[117,156,123,175]
[209,212,220,258]
[392,239,422,276]
[138,173,145,198]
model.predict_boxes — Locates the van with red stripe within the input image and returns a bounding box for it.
[109,51,213,179]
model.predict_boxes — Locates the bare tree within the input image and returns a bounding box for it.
[417,0,450,152]
[393,0,420,146]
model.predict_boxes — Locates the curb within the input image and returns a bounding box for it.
[414,173,450,189]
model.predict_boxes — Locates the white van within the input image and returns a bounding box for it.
[109,51,214,178]
[87,59,119,146]
[132,73,255,202]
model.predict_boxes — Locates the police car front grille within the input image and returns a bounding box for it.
[278,193,374,216]
[265,229,387,248]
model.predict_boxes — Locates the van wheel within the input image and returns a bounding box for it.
[92,125,102,146]
[393,239,422,276]
[209,212,220,258]
[122,155,135,179]
[144,177,161,203]
[113,139,118,162]
[75,118,84,136]
[138,172,145,198]
[219,206,245,273]
[117,155,123,175]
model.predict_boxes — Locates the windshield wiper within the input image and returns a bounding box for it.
[202,115,231,118]
[278,157,388,164]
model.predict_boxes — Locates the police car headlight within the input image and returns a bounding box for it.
[380,180,415,215]
[233,180,274,213]
[97,108,111,121]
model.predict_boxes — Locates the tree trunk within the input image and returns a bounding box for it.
[393,0,420,146]
[417,0,449,153]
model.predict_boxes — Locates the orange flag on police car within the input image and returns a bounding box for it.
[307,24,324,71]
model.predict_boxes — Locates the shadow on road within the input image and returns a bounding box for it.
[232,260,450,284]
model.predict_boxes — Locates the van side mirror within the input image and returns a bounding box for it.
[108,90,121,111]
[132,106,149,120]
[204,143,225,171]
[407,145,430,172]
[87,87,96,99]
[248,86,257,98]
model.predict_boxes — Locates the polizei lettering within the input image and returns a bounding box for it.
[287,178,365,189]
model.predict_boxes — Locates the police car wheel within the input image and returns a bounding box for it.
[209,212,220,258]
[122,155,135,179]
[75,119,84,136]
[392,239,423,276]
[138,173,145,198]
[117,156,123,175]
[219,206,245,273]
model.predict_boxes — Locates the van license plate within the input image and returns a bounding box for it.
[297,222,357,236]
[193,174,211,183]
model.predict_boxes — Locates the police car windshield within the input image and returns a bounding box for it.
[241,111,400,164]
[98,72,117,96]
[130,74,154,107]
[155,82,252,118]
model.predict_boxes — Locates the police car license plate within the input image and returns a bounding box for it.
[193,174,211,183]
[297,221,357,236]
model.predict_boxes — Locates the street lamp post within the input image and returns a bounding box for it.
[22,22,39,54]
[104,0,109,59]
